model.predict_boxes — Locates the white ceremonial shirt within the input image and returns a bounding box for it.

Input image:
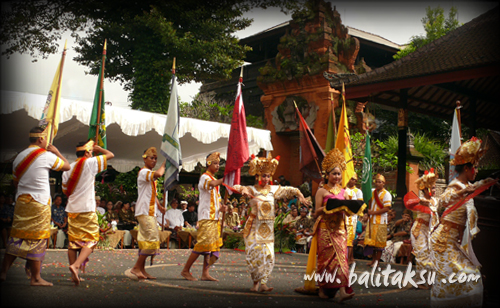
[13,145,65,205]
[369,188,392,225]
[197,172,222,221]
[158,208,184,229]
[63,156,107,213]
[135,168,158,217]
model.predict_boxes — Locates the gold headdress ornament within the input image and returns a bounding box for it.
[76,140,94,152]
[248,152,279,183]
[374,174,386,183]
[351,173,358,180]
[206,152,220,166]
[450,137,486,166]
[142,147,157,158]
[321,148,346,178]
[415,168,438,191]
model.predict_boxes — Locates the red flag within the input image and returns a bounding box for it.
[295,103,325,183]
[224,70,249,189]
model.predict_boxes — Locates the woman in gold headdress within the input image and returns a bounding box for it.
[233,153,310,292]
[404,168,439,289]
[296,148,365,302]
[429,137,496,307]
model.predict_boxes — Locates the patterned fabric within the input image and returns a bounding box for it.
[137,215,160,256]
[6,195,50,261]
[193,219,222,253]
[429,179,483,308]
[51,205,67,225]
[67,211,99,250]
[105,210,119,222]
[119,209,136,224]
[224,212,240,228]
[411,197,438,271]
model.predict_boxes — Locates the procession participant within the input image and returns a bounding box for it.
[403,168,439,289]
[130,147,166,280]
[0,126,70,286]
[295,148,364,301]
[364,174,392,268]
[183,201,198,228]
[429,137,496,307]
[62,140,114,285]
[233,153,310,292]
[344,173,363,265]
[224,204,240,229]
[181,152,227,282]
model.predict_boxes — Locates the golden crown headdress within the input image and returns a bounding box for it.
[142,147,157,158]
[321,148,346,177]
[415,168,438,190]
[206,152,220,166]
[249,153,279,183]
[450,137,486,166]
[29,128,48,138]
[374,174,386,183]
[76,140,94,152]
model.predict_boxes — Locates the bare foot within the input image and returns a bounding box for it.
[130,268,147,280]
[69,265,80,286]
[181,270,197,281]
[200,274,219,282]
[335,289,355,303]
[30,277,53,286]
[250,282,259,292]
[142,271,156,280]
[259,284,274,292]
[318,288,329,299]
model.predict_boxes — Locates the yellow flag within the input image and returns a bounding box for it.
[334,83,354,188]
[39,40,67,144]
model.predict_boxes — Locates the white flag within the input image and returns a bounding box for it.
[448,108,461,182]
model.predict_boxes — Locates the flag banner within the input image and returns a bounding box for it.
[88,41,107,148]
[361,133,373,205]
[161,73,182,191]
[448,108,462,182]
[334,90,355,188]
[40,40,67,143]
[325,108,336,153]
[224,74,249,192]
[296,103,325,183]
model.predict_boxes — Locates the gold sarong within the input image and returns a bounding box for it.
[67,211,99,250]
[6,194,50,261]
[137,215,160,256]
[193,220,222,253]
[364,222,387,248]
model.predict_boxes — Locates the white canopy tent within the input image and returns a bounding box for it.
[0,90,273,173]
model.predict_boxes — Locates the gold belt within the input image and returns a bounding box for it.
[416,218,429,227]
[442,220,465,234]
[434,220,465,253]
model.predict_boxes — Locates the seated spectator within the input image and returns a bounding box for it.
[353,213,370,260]
[118,202,137,231]
[99,198,107,211]
[95,196,105,214]
[51,194,68,248]
[105,201,119,224]
[381,209,413,264]
[238,203,247,219]
[278,175,291,186]
[159,198,184,233]
[295,207,313,253]
[0,194,15,249]
[182,201,198,228]
[282,207,300,227]
[224,204,240,229]
[180,200,188,212]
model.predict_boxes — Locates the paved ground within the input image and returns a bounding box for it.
[1,248,431,308]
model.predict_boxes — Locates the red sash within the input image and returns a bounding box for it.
[442,180,497,218]
[62,157,87,197]
[372,189,385,210]
[13,148,46,182]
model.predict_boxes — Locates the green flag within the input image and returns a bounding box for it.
[88,40,107,149]
[361,133,372,204]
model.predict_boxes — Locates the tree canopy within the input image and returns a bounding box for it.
[1,0,300,113]
[394,6,461,60]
